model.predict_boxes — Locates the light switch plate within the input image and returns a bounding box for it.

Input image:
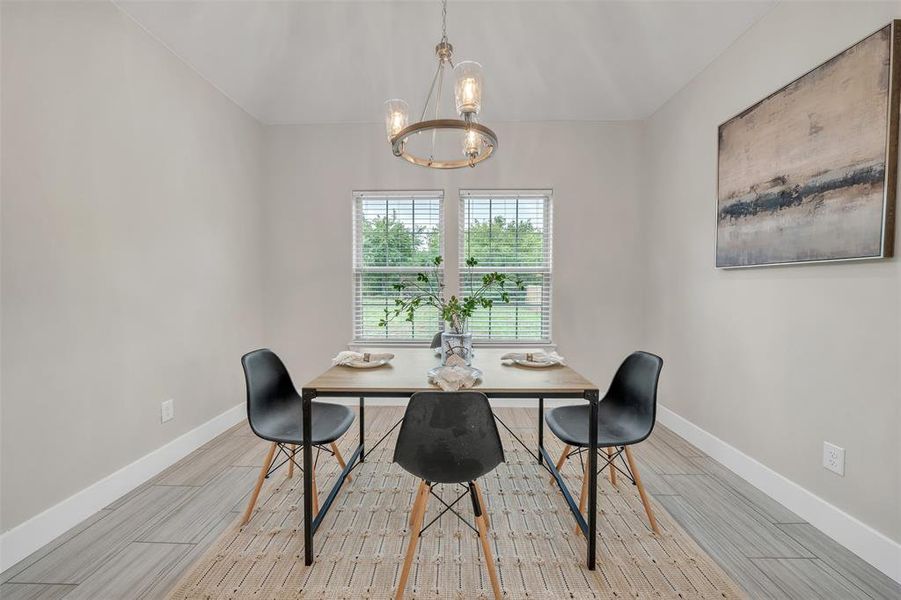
[822,441,844,476]
[161,399,175,423]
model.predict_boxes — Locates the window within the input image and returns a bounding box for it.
[353,191,443,342]
[459,190,553,343]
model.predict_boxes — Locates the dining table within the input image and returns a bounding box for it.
[299,347,601,569]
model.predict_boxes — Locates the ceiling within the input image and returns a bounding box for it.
[116,0,774,125]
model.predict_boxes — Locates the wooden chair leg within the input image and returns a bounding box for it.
[311,464,320,515]
[410,478,431,527]
[556,444,572,470]
[473,480,490,531]
[407,478,428,527]
[473,483,502,600]
[550,444,572,483]
[330,442,351,481]
[576,453,590,535]
[607,447,616,486]
[396,481,429,600]
[241,442,276,526]
[624,446,659,534]
[288,444,296,478]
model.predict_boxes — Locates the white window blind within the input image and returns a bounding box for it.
[353,191,443,342]
[459,190,553,342]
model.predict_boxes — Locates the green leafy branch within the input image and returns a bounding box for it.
[378,255,525,333]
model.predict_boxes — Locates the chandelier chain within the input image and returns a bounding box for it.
[441,0,448,43]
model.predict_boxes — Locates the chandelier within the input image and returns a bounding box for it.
[384,0,497,169]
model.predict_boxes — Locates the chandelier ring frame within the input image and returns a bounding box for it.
[390,119,498,169]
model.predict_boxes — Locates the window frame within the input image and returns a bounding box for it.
[351,190,445,345]
[457,189,554,345]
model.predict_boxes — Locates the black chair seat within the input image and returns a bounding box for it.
[241,348,355,446]
[251,400,354,445]
[545,351,664,448]
[545,351,664,540]
[394,391,504,484]
[240,349,355,527]
[545,403,648,448]
[393,392,505,599]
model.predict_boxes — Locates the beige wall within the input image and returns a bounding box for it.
[1,2,264,531]
[643,2,900,542]
[261,121,647,395]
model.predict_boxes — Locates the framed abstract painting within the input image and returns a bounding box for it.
[716,21,899,268]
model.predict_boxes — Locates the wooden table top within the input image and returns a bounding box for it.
[303,347,597,396]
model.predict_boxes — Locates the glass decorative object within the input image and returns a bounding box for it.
[384,99,409,141]
[454,61,483,115]
[441,329,474,366]
[463,129,481,158]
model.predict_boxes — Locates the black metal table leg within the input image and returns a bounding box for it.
[312,442,363,534]
[538,396,544,465]
[541,445,588,534]
[586,389,599,570]
[359,396,365,462]
[301,388,315,566]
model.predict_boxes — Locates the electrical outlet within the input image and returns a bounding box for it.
[822,441,844,476]
[161,399,175,423]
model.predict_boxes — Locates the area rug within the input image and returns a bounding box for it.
[167,408,745,599]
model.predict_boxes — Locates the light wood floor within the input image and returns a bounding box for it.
[2,407,898,599]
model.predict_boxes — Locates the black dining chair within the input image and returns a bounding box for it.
[240,349,355,526]
[545,351,664,535]
[393,391,504,600]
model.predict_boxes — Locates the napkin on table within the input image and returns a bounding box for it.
[500,351,566,365]
[428,354,480,391]
[331,351,394,366]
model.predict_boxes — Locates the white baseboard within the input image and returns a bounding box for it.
[0,402,245,573]
[656,404,901,584]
